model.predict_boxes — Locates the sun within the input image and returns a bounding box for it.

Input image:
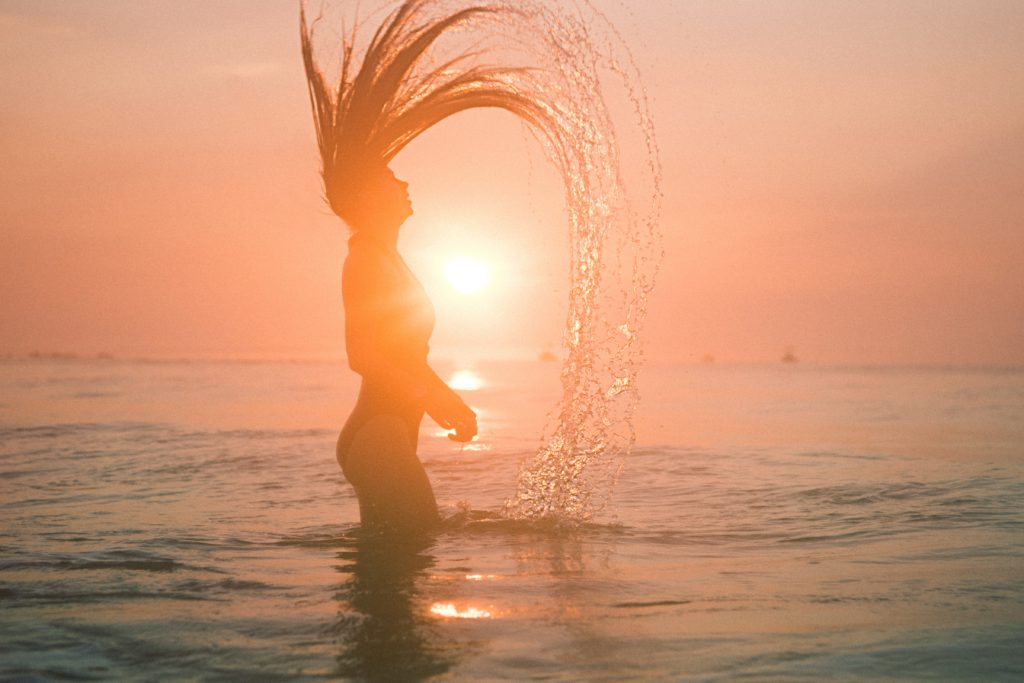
[444,258,489,294]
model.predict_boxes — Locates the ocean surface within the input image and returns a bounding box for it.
[1,357,1022,681]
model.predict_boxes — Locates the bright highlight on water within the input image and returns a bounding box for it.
[448,369,484,392]
[430,603,493,619]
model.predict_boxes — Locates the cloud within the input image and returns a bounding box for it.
[0,9,83,38]
[205,62,285,82]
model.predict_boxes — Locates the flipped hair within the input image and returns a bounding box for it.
[300,0,557,226]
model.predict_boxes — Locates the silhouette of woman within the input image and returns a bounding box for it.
[300,0,561,533]
[332,165,476,533]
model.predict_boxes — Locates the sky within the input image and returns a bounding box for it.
[1,0,1022,365]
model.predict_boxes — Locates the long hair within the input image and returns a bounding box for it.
[300,0,560,224]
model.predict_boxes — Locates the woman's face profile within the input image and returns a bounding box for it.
[355,165,412,232]
[334,164,413,233]
[378,166,412,223]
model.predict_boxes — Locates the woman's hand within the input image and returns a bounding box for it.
[425,383,478,443]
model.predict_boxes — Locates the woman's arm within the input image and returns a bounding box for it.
[423,370,478,442]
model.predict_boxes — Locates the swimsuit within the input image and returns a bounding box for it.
[336,233,436,480]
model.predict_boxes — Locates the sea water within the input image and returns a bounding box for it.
[2,357,1022,680]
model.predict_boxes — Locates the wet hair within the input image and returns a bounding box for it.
[301,0,557,229]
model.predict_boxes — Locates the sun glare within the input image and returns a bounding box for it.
[448,369,484,391]
[445,258,489,294]
[430,602,493,619]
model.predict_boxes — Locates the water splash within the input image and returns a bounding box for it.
[307,0,661,522]
[491,1,663,522]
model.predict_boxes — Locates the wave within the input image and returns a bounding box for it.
[1,549,224,574]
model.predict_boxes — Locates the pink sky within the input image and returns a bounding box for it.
[2,0,1022,364]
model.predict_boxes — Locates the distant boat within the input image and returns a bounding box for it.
[781,346,798,364]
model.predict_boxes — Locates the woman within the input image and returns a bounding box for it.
[299,1,516,533]
[301,0,564,532]
[335,162,477,533]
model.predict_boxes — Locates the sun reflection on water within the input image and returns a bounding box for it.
[430,603,493,619]
[448,369,484,391]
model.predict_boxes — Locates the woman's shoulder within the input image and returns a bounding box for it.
[343,236,400,286]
